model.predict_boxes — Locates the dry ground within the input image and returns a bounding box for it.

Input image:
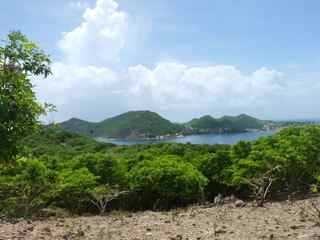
[1,198,320,240]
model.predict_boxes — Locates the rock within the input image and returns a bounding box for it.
[235,200,245,207]
[176,235,183,240]
[27,226,34,232]
[169,236,183,240]
[214,227,227,235]
[290,225,304,230]
[214,194,223,205]
[42,227,51,233]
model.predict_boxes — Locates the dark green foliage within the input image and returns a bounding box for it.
[227,126,320,198]
[57,118,98,136]
[60,111,183,138]
[198,148,232,197]
[0,159,52,217]
[51,168,98,213]
[187,114,264,133]
[128,155,207,208]
[59,111,266,139]
[0,31,51,163]
[75,153,125,185]
[2,125,320,217]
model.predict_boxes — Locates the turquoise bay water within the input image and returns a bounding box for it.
[97,130,276,145]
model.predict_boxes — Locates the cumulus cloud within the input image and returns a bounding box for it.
[59,0,128,67]
[35,61,289,121]
[34,0,319,122]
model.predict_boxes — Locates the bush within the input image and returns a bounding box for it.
[198,149,232,197]
[0,159,51,217]
[75,153,125,185]
[129,155,208,208]
[2,125,320,216]
[51,168,98,213]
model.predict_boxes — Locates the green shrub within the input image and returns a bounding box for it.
[198,149,232,196]
[129,155,208,208]
[75,153,125,185]
[0,159,51,217]
[51,168,98,213]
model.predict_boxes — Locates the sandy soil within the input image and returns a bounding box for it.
[1,198,320,240]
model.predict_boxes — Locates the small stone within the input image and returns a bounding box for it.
[235,200,245,207]
[27,226,34,232]
[176,235,183,240]
[43,227,51,233]
[77,230,85,236]
[215,227,227,235]
[214,194,223,205]
[290,225,303,230]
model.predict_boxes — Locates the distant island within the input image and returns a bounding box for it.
[58,111,281,140]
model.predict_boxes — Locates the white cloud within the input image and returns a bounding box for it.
[34,0,320,122]
[69,1,89,11]
[35,61,290,122]
[125,63,288,114]
[59,0,128,67]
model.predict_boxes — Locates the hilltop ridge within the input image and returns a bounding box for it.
[59,110,268,139]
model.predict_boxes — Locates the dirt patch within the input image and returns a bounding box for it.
[1,198,320,240]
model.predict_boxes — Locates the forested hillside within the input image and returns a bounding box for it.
[60,111,183,139]
[60,111,267,139]
[187,114,264,133]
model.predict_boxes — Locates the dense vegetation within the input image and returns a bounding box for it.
[60,111,184,139]
[1,125,320,217]
[97,111,183,138]
[0,31,51,163]
[60,111,267,139]
[186,113,265,133]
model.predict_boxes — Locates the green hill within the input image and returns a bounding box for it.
[96,111,183,138]
[59,111,266,139]
[60,111,183,139]
[187,114,264,133]
[58,118,98,136]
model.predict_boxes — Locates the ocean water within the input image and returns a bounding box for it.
[97,130,276,145]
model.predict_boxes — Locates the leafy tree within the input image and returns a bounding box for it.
[75,153,125,185]
[0,31,51,163]
[129,155,208,208]
[52,168,98,213]
[199,149,231,196]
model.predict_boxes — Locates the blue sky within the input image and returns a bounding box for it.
[1,0,320,121]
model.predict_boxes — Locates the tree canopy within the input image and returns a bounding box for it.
[0,31,51,163]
